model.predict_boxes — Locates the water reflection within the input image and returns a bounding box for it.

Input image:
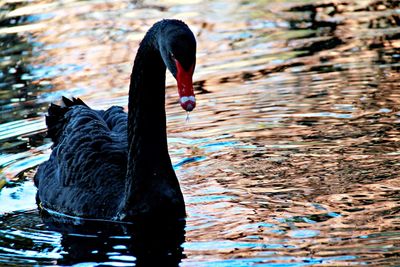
[0,0,400,266]
[39,212,186,267]
[0,1,50,159]
[0,207,185,266]
[0,1,45,122]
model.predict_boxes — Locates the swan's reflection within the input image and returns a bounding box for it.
[40,210,185,267]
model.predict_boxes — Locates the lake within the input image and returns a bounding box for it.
[1,0,400,266]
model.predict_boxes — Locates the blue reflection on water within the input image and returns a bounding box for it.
[31,64,84,79]
[183,240,295,251]
[0,180,36,213]
[184,255,358,267]
[289,229,320,239]
[174,156,207,169]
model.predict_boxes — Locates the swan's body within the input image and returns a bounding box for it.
[34,20,196,221]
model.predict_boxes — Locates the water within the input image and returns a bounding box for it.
[1,0,400,266]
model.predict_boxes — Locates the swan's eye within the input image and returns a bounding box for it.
[170,52,175,60]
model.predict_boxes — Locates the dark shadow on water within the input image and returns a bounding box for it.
[40,210,186,267]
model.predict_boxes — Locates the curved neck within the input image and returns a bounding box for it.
[121,24,185,220]
[128,35,168,162]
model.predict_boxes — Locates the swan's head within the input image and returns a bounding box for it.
[158,20,197,112]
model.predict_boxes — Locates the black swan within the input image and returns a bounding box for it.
[34,19,196,221]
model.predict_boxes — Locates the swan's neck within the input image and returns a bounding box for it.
[128,42,169,164]
[120,29,185,220]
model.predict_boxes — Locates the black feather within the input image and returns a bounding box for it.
[34,19,194,221]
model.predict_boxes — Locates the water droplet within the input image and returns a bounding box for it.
[186,111,190,123]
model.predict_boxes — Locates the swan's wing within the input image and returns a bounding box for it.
[101,105,128,136]
[55,105,128,185]
[34,99,128,215]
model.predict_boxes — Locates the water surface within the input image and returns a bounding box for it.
[1,0,400,266]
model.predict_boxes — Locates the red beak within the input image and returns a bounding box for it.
[175,59,196,112]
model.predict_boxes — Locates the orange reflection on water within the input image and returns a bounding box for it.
[0,0,399,266]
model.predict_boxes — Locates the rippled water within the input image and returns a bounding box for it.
[1,0,400,266]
